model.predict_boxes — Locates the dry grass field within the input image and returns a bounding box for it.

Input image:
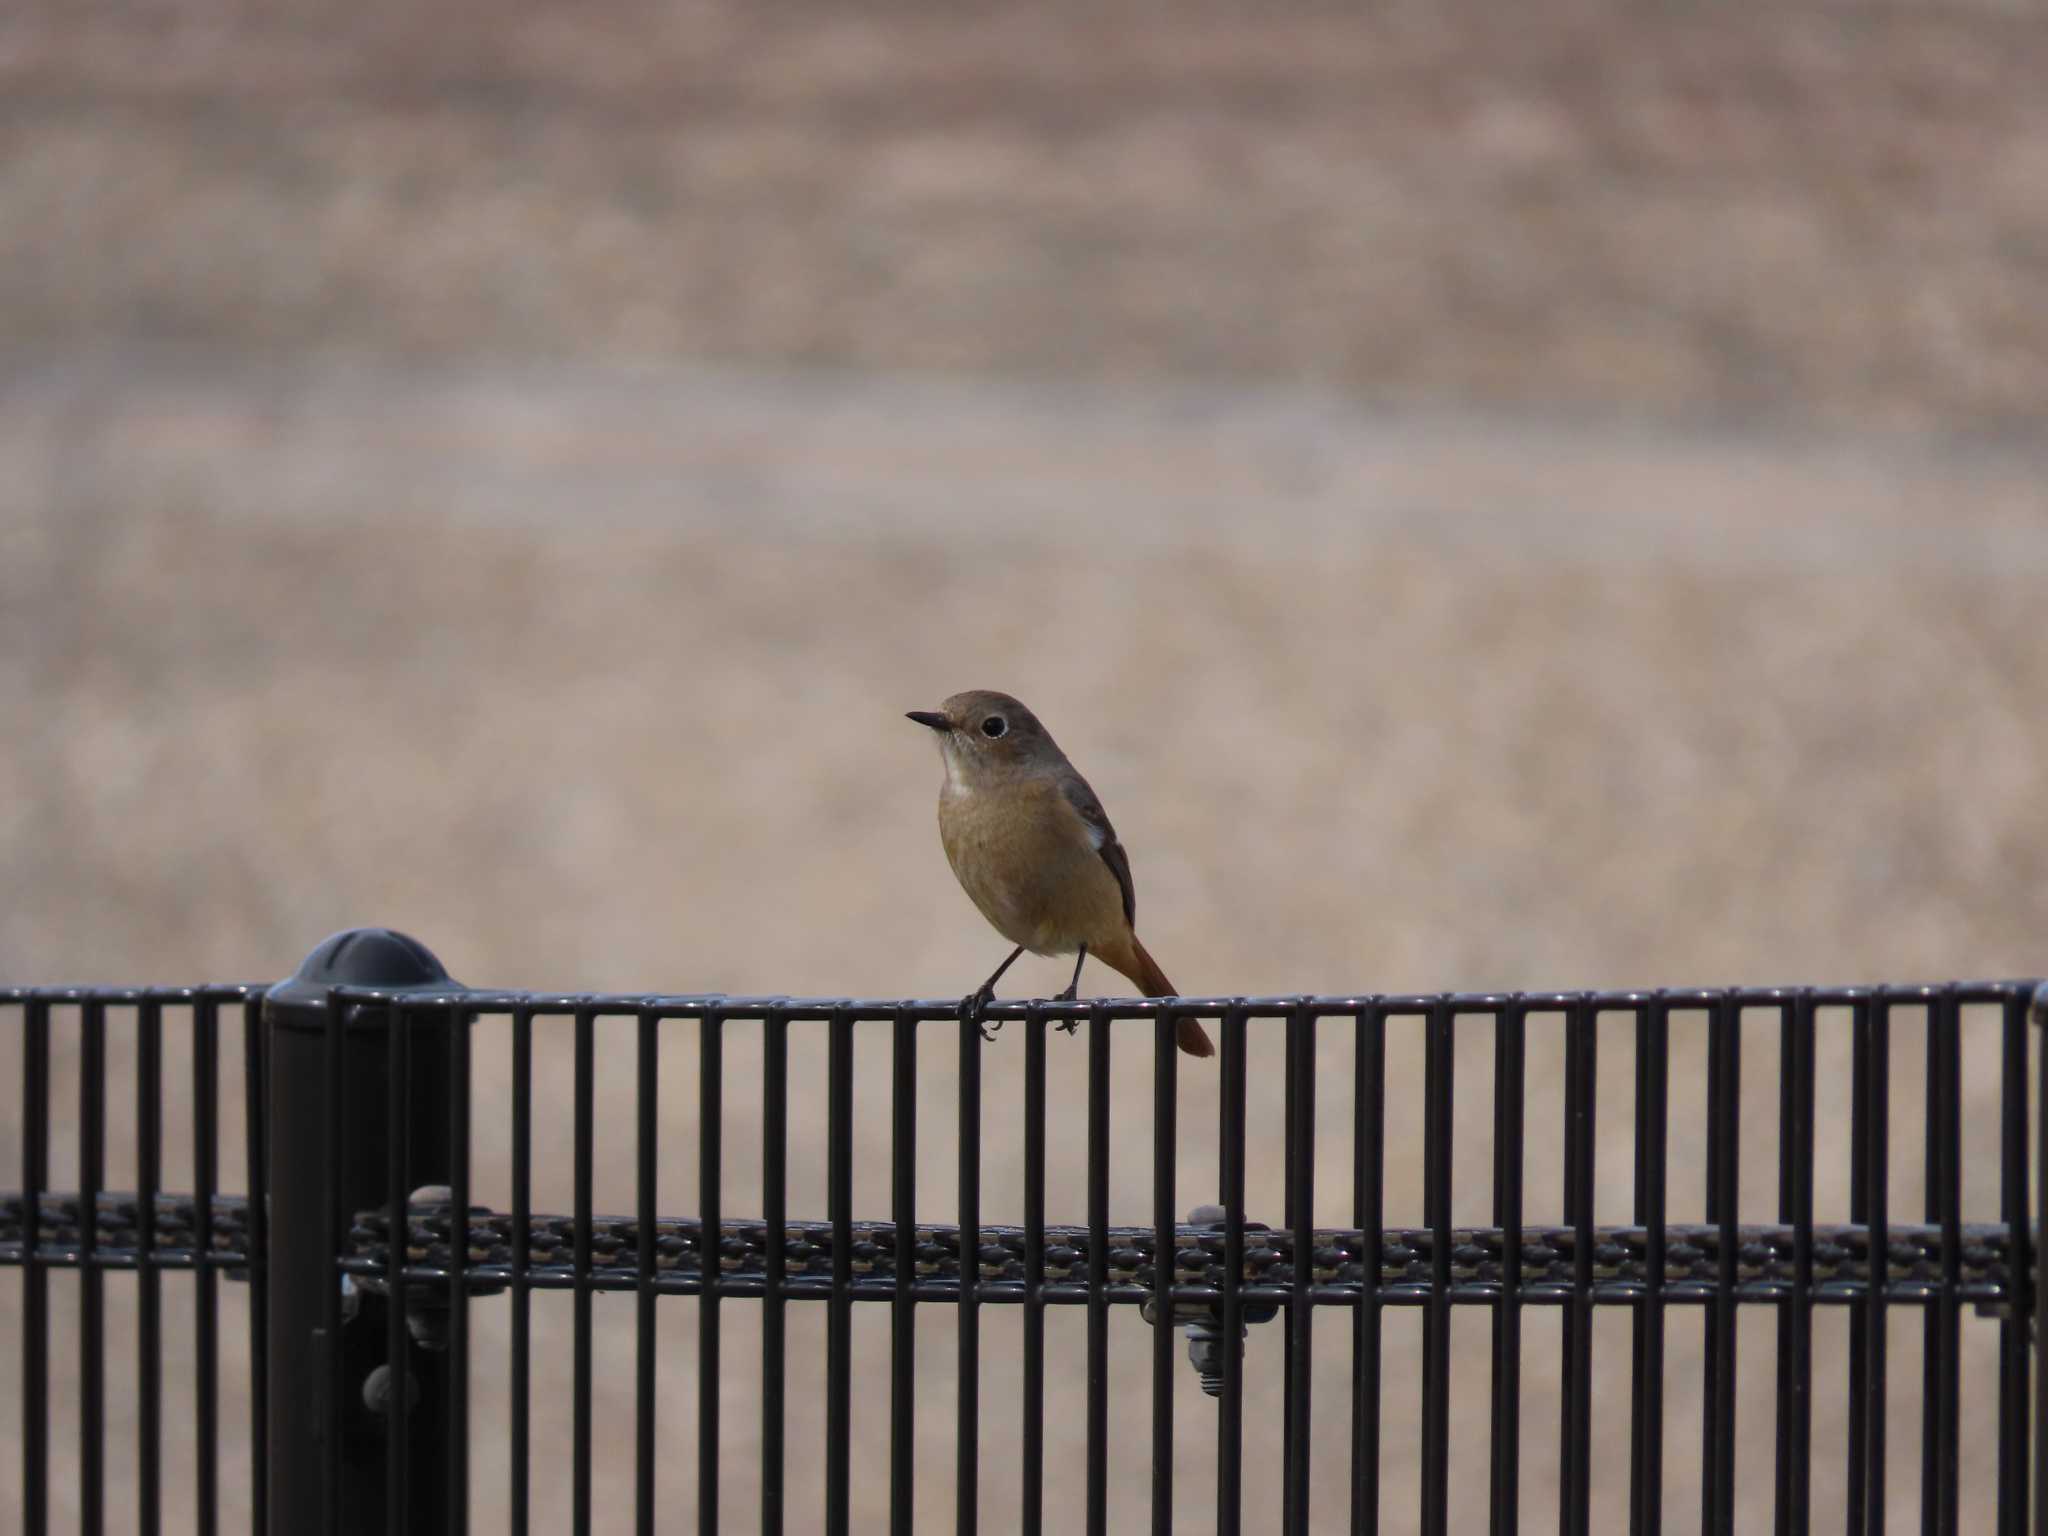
[4,1,2047,1530]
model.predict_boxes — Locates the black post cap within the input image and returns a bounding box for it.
[265,927,465,1025]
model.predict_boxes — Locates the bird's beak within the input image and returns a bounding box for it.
[905,710,952,732]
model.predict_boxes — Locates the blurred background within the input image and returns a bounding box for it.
[3,0,2046,1530]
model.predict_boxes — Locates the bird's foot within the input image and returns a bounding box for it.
[961,986,1000,1041]
[1050,984,1083,1034]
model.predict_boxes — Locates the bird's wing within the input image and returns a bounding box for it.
[1061,775,1136,928]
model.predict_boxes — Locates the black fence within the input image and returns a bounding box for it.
[4,928,2046,1534]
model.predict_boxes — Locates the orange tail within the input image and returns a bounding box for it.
[1102,934,1215,1059]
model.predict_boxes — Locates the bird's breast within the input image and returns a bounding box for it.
[937,781,1125,954]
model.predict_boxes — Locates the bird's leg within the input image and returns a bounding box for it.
[1053,944,1088,1032]
[963,944,1026,1040]
[1055,945,1088,1001]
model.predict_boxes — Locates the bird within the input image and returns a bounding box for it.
[906,689,1215,1057]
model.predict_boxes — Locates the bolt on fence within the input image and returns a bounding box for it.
[3,928,2045,1533]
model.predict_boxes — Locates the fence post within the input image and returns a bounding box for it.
[263,928,470,1535]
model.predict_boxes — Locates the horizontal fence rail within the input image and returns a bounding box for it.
[346,1212,2024,1309]
[4,935,2046,1536]
[0,1195,2021,1304]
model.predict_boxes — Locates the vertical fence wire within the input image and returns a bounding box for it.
[194,998,221,1536]
[1847,995,1870,1536]
[1774,994,1815,1535]
[1861,997,1891,1535]
[20,998,50,1536]
[1997,992,2029,1536]
[960,1006,984,1536]
[1631,998,1670,1536]
[890,1007,918,1536]
[509,1005,533,1536]
[1922,997,1942,1536]
[1021,1006,1047,1536]
[1284,1005,1316,1536]
[1086,1004,1111,1536]
[1775,998,1797,1534]
[699,1010,725,1536]
[1920,995,1942,1536]
[572,1007,595,1536]
[1151,1007,1177,1536]
[1217,1005,1248,1536]
[1281,1005,1298,1531]
[1421,1002,1453,1536]
[239,995,269,1536]
[137,1000,163,1536]
[1926,992,1962,1536]
[1351,1004,1385,1536]
[77,999,106,1536]
[762,1008,789,1536]
[635,1012,658,1536]
[1490,1000,1526,1536]
[1702,997,1739,1536]
[826,1010,853,1536]
[2034,984,2048,1536]
[1561,1000,1596,1536]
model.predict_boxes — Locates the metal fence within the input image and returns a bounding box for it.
[4,928,2045,1534]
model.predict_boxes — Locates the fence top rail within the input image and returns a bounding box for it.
[0,983,269,1004]
[297,979,2044,1017]
[4,977,2044,1019]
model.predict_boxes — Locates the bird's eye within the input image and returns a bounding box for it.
[980,715,1008,739]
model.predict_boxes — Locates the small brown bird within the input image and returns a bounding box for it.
[907,690,1215,1057]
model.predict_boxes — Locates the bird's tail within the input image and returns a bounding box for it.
[1103,934,1216,1058]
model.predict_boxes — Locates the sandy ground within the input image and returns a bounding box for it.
[4,0,2048,1529]
[5,0,2048,436]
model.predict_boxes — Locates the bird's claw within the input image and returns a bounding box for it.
[961,988,1000,1040]
[1052,984,1082,1033]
